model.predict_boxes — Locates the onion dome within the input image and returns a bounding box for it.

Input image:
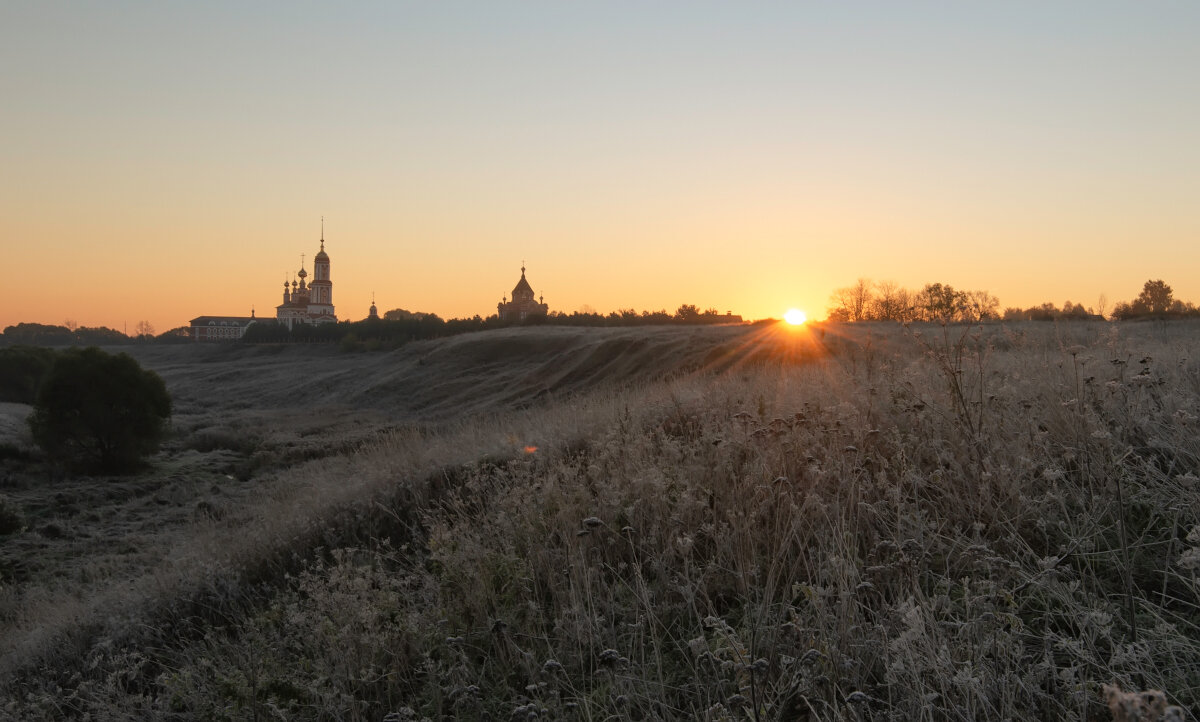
[298,267,308,278]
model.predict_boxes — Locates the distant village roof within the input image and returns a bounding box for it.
[188,315,259,327]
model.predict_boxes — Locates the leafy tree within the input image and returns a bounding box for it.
[1135,279,1174,315]
[74,326,131,345]
[2,323,75,346]
[156,326,194,344]
[0,346,56,403]
[916,283,967,322]
[383,308,440,322]
[28,348,171,472]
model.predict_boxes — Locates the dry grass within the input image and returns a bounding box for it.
[3,321,1200,720]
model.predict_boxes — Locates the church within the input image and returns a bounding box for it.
[498,265,549,321]
[188,222,338,340]
[275,224,338,329]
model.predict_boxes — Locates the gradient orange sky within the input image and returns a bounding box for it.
[4,3,1199,334]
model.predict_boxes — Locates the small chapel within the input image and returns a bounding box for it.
[498,265,549,321]
[276,223,338,329]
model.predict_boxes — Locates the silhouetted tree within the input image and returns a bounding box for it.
[75,326,130,345]
[916,283,967,323]
[155,326,194,343]
[133,320,155,341]
[29,348,171,472]
[1110,280,1200,320]
[1136,279,1174,315]
[0,346,56,403]
[870,281,912,322]
[383,308,441,322]
[963,290,1000,321]
[2,323,76,346]
[830,279,873,322]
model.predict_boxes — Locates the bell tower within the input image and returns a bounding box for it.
[308,217,335,318]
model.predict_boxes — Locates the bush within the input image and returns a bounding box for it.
[0,496,23,535]
[28,348,172,473]
[0,346,56,403]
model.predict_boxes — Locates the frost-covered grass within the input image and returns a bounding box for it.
[4,321,1199,720]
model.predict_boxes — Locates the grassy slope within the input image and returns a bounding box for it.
[4,321,1200,720]
[0,325,776,694]
[123,324,764,420]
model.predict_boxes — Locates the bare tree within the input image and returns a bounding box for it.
[134,320,155,338]
[63,319,79,332]
[830,278,874,322]
[871,280,912,322]
[964,290,1000,321]
[1097,293,1108,319]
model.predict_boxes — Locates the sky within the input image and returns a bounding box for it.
[3,1,1199,333]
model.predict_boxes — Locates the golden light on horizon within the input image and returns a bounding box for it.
[784,309,807,325]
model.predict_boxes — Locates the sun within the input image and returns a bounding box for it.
[784,308,807,325]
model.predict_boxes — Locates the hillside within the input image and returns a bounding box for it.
[6,321,1197,719]
[123,324,785,421]
[1,323,821,688]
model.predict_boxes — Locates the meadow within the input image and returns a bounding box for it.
[0,321,1197,720]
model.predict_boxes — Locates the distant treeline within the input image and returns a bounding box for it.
[0,304,743,351]
[828,278,1198,323]
[0,323,134,347]
[246,304,748,350]
[828,280,1001,323]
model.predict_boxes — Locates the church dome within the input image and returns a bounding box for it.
[314,241,329,262]
[512,267,535,297]
[298,267,308,278]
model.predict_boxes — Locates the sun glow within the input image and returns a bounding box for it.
[784,309,807,325]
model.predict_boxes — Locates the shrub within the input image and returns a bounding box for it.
[0,346,56,403]
[28,347,172,473]
[0,496,23,535]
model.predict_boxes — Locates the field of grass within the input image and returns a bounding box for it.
[1,321,1197,720]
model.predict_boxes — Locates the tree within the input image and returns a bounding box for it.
[916,283,967,322]
[29,348,171,472]
[156,326,194,344]
[134,320,155,339]
[830,279,873,322]
[870,281,911,322]
[0,346,56,403]
[964,290,1000,321]
[1135,279,1174,315]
